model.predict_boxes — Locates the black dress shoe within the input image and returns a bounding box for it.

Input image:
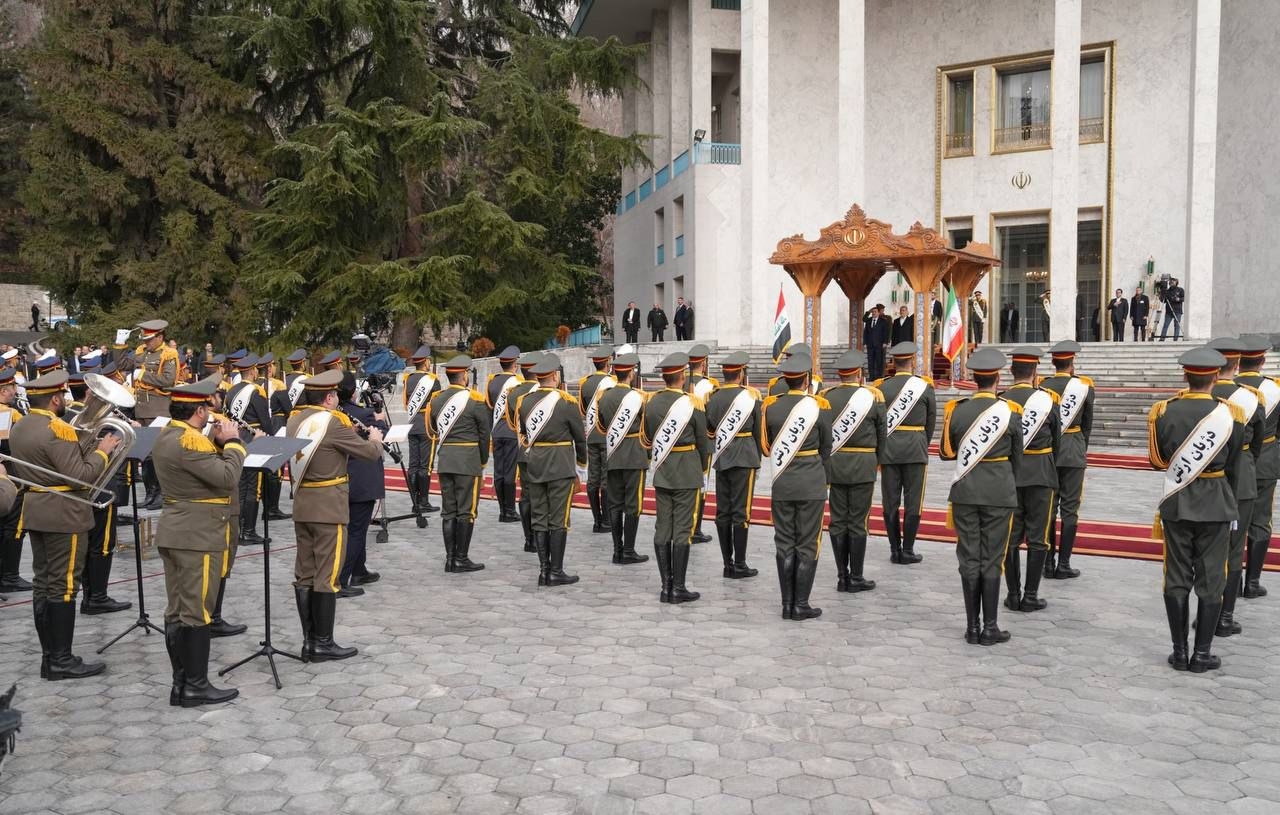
[208,617,248,638]
[1053,563,1081,579]
[353,572,380,585]
[337,585,365,598]
[1019,595,1048,612]
[979,624,1011,645]
[690,532,712,544]
[1004,594,1021,611]
[846,577,875,593]
[265,510,292,521]
[80,596,132,615]
[239,531,266,546]
[0,575,33,593]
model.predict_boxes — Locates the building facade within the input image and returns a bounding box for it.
[575,0,1280,346]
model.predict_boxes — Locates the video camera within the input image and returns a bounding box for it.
[1153,273,1172,299]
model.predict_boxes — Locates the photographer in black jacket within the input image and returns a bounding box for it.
[1156,276,1185,341]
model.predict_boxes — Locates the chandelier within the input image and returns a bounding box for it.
[1024,269,1049,282]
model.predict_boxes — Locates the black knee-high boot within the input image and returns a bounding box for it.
[830,534,850,592]
[1215,571,1243,637]
[1003,544,1022,610]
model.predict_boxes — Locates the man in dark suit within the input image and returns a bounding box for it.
[931,293,943,345]
[1106,289,1128,341]
[621,301,641,344]
[890,306,914,346]
[337,374,386,597]
[1009,303,1020,342]
[673,297,692,341]
[999,304,1011,343]
[1130,287,1150,342]
[647,304,668,342]
[863,304,890,379]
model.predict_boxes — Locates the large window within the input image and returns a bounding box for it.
[995,66,1051,151]
[1076,219,1103,340]
[996,221,1050,343]
[946,74,974,157]
[1079,57,1106,143]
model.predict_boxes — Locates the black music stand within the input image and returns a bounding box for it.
[219,436,310,689]
[374,427,421,542]
[98,426,164,653]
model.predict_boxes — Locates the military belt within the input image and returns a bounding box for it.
[1265,435,1277,444]
[1064,427,1082,434]
[671,444,696,452]
[28,485,75,493]
[981,456,1009,462]
[1025,447,1053,455]
[837,446,876,453]
[165,497,231,506]
[1201,470,1225,479]
[443,441,475,447]
[896,425,924,431]
[735,432,753,438]
[795,450,819,457]
[533,441,572,447]
[301,476,349,488]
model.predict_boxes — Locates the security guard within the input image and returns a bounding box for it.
[939,348,1023,646]
[132,319,180,510]
[578,345,616,533]
[1236,334,1279,600]
[594,353,650,566]
[1039,339,1094,579]
[227,354,275,546]
[875,341,936,564]
[1001,347,1061,612]
[404,345,442,520]
[762,354,832,620]
[11,370,120,679]
[287,369,383,662]
[1206,337,1265,637]
[488,345,523,524]
[517,354,586,586]
[424,355,490,573]
[506,352,543,552]
[152,375,245,706]
[641,352,709,603]
[704,351,761,579]
[0,368,29,594]
[821,348,885,593]
[686,344,716,543]
[1148,347,1245,672]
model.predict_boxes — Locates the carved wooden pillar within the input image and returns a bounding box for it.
[897,257,954,376]
[833,266,881,352]
[788,263,834,371]
[943,254,995,383]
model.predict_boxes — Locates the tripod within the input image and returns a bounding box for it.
[375,445,420,543]
[99,434,165,653]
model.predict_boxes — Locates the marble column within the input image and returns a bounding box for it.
[651,12,671,171]
[689,0,712,150]
[1185,0,1220,341]
[741,0,771,341]
[1048,0,1081,342]
[837,0,865,208]
[669,0,692,160]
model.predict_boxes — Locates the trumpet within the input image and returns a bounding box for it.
[0,373,137,510]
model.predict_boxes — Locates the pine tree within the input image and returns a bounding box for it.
[19,0,268,346]
[0,1,37,276]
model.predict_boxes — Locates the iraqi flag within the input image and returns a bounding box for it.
[942,285,964,361]
[771,286,792,363]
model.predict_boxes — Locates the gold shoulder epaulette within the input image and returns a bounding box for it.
[181,427,216,453]
[1148,399,1169,423]
[921,376,934,386]
[1007,400,1024,415]
[1078,374,1095,387]
[331,409,353,428]
[762,394,779,411]
[470,389,486,403]
[1224,400,1247,424]
[1045,388,1061,404]
[872,377,886,388]
[815,395,832,410]
[943,398,960,421]
[768,375,780,388]
[746,385,762,400]
[48,417,78,443]
[688,394,704,411]
[868,385,885,403]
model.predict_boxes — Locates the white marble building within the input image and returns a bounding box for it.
[575,0,1280,346]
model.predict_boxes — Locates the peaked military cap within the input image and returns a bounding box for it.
[835,348,867,373]
[26,369,69,395]
[497,345,521,362]
[720,351,750,371]
[0,368,14,385]
[80,349,103,368]
[778,355,813,376]
[171,374,223,403]
[99,360,118,377]
[688,344,710,361]
[444,354,473,372]
[784,343,811,359]
[658,352,689,374]
[1207,336,1245,358]
[286,348,308,364]
[346,351,361,361]
[590,345,614,361]
[1010,346,1043,364]
[302,368,344,390]
[318,350,342,368]
[0,348,16,361]
[517,351,542,369]
[967,347,1006,374]
[1179,347,1227,374]
[204,354,225,367]
[1049,340,1081,359]
[410,345,432,362]
[137,319,169,338]
[888,341,917,357]
[612,353,640,371]
[228,348,248,360]
[258,352,276,366]
[68,371,86,386]
[532,354,561,376]
[1239,335,1271,358]
[233,353,259,369]
[35,353,61,371]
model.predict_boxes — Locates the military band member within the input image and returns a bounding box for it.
[1235,335,1279,600]
[641,353,709,603]
[488,345,523,524]
[762,354,832,619]
[1148,348,1245,672]
[1000,347,1061,612]
[337,373,387,595]
[507,352,543,552]
[939,348,1023,646]
[875,341,936,565]
[685,344,716,543]
[261,352,291,521]
[202,386,250,638]
[287,369,383,661]
[152,375,245,706]
[821,349,885,593]
[0,368,29,594]
[33,351,62,376]
[425,355,490,573]
[227,355,275,546]
[12,370,120,679]
[285,348,309,381]
[1205,337,1265,636]
[132,319,180,511]
[1039,340,1094,579]
[318,350,343,372]
[705,351,761,579]
[595,353,650,566]
[404,345,442,520]
[578,345,616,533]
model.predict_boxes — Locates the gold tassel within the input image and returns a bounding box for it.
[181,428,216,454]
[1151,512,1164,541]
[945,503,955,530]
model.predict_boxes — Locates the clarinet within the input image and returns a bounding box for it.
[341,404,402,465]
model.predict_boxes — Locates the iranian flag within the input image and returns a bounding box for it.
[771,285,792,363]
[941,285,964,361]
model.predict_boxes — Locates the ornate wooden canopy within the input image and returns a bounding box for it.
[768,204,1000,377]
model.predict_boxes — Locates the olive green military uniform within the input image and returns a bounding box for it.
[595,378,650,564]
[426,382,490,572]
[131,343,180,421]
[579,369,617,531]
[1000,382,1061,609]
[1235,367,1279,597]
[821,382,886,591]
[705,382,762,577]
[1212,379,1264,576]
[642,387,710,602]
[506,371,540,550]
[404,365,442,515]
[518,381,587,586]
[1039,372,1095,574]
[874,371,936,562]
[487,366,521,522]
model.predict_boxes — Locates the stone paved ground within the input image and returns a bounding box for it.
[3,487,1280,815]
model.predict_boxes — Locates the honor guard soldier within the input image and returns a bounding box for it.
[594,353,650,565]
[337,373,387,595]
[1236,335,1280,599]
[131,319,179,510]
[424,355,490,573]
[66,374,131,616]
[287,369,384,662]
[285,348,309,380]
[578,345,616,533]
[1148,347,1246,672]
[0,368,29,594]
[761,353,832,619]
[33,351,62,375]
[488,345,523,524]
[1039,340,1094,579]
[1206,337,1265,636]
[1000,347,1061,612]
[315,350,341,373]
[517,354,586,586]
[152,375,246,706]
[11,370,121,679]
[704,351,761,579]
[506,352,543,552]
[227,354,276,546]
[685,344,716,543]
[939,348,1023,646]
[768,344,822,396]
[261,353,292,521]
[404,346,442,519]
[875,341,936,565]
[641,352,710,603]
[821,348,886,593]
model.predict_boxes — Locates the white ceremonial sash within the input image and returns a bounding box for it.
[490,375,518,428]
[1256,378,1280,418]
[1160,403,1234,502]
[583,376,616,435]
[433,389,473,447]
[522,390,562,449]
[831,387,877,452]
[407,373,437,417]
[650,395,695,472]
[769,397,821,477]
[287,375,308,407]
[1059,377,1090,430]
[692,377,715,402]
[605,389,645,461]
[228,383,254,421]
[711,388,757,468]
[885,376,928,434]
[1019,389,1055,450]
[1228,386,1260,426]
[952,400,1013,484]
